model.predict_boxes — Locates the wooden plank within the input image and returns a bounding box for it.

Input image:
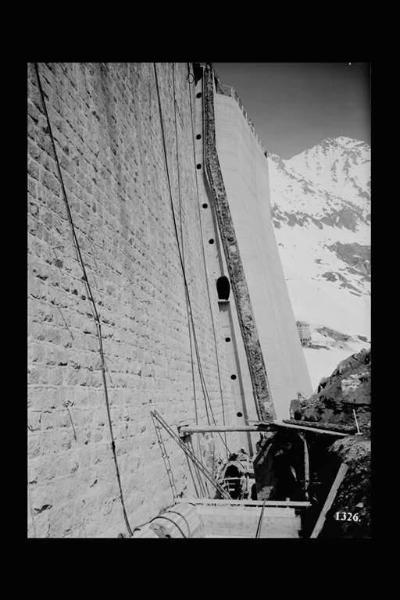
[273,421,348,437]
[282,419,355,434]
[299,432,310,500]
[310,462,349,538]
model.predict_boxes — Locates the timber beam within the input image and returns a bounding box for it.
[178,421,348,437]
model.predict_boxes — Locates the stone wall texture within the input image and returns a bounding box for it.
[27,62,312,538]
[27,62,250,537]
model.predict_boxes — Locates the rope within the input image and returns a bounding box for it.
[149,515,187,538]
[172,63,213,496]
[153,63,230,458]
[151,412,178,502]
[151,409,230,499]
[163,509,192,538]
[132,507,191,538]
[187,62,229,456]
[34,62,133,538]
[185,454,201,498]
[177,65,230,453]
[151,63,208,497]
[189,438,209,497]
[184,65,231,456]
[153,64,208,417]
[172,63,199,428]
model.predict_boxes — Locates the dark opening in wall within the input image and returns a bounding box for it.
[209,239,215,245]
[216,276,230,301]
[225,337,231,342]
[196,134,201,140]
[193,63,203,84]
[231,374,237,380]
[196,92,202,98]
[237,412,243,418]
[196,164,202,170]
[202,203,208,209]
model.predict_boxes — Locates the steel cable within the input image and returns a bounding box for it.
[153,63,230,458]
[33,62,133,537]
[187,62,229,456]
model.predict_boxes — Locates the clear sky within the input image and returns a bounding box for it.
[213,62,370,159]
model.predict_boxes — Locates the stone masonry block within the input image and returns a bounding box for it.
[28,62,249,537]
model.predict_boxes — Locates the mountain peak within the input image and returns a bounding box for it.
[296,136,369,157]
[267,134,370,389]
[275,135,370,210]
[324,136,369,148]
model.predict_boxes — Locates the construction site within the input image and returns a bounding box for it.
[27,62,371,539]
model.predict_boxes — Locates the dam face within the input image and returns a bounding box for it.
[28,62,312,537]
[214,87,312,420]
[28,63,257,536]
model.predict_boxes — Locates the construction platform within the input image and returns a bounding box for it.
[132,499,310,538]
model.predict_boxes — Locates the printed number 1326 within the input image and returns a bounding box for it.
[334,511,360,522]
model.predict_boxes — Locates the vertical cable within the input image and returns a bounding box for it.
[153,63,230,457]
[187,63,229,456]
[172,63,199,427]
[33,62,133,537]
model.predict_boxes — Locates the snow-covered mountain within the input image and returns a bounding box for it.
[268,136,371,391]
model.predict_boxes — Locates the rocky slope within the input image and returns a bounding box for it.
[291,347,371,538]
[268,136,371,389]
[326,434,371,538]
[299,347,371,430]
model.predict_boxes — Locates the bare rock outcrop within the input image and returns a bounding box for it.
[294,348,371,537]
[298,348,370,432]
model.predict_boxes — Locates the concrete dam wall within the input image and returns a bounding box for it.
[214,85,313,420]
[27,62,311,538]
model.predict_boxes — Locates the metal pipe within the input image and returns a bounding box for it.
[180,425,263,434]
[179,422,347,437]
